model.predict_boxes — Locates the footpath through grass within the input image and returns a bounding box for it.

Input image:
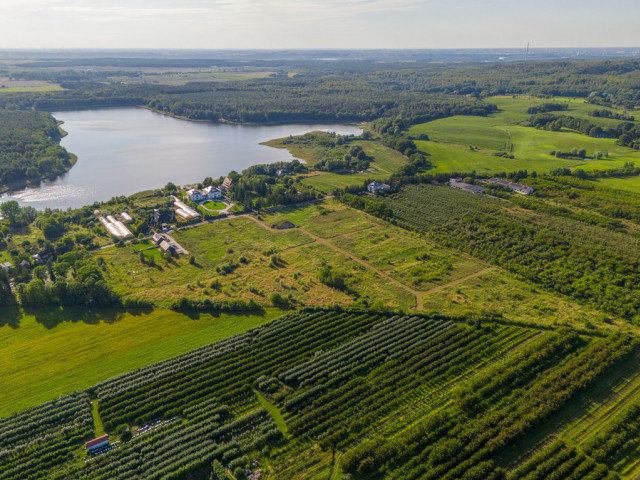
[255,390,288,436]
[0,307,282,418]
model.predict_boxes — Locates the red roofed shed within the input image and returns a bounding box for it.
[86,434,109,450]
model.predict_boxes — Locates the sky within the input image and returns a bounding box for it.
[1,0,639,49]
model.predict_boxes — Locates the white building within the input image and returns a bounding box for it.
[202,185,222,199]
[367,181,391,194]
[186,189,204,201]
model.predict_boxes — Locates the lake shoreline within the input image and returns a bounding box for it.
[0,107,361,210]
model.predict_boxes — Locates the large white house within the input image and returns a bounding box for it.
[186,189,204,201]
[202,185,223,199]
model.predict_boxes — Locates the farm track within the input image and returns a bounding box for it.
[247,214,495,310]
[247,215,423,308]
[418,266,495,297]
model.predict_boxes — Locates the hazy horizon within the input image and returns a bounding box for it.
[1,0,639,50]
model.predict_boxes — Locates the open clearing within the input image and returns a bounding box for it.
[0,307,281,418]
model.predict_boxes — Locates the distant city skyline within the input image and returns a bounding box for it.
[1,0,639,50]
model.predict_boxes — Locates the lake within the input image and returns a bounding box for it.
[0,107,361,210]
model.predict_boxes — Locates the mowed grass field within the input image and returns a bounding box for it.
[409,96,640,176]
[0,307,281,418]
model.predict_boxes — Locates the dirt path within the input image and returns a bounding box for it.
[247,215,423,307]
[247,215,495,311]
[419,267,496,297]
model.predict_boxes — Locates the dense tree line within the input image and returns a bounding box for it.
[16,250,120,308]
[0,109,71,187]
[528,113,640,149]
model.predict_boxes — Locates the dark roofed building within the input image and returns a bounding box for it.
[449,178,486,194]
[152,233,164,245]
[159,240,176,255]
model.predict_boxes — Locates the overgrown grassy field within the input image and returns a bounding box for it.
[0,307,281,418]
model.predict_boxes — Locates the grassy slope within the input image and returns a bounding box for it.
[264,135,409,193]
[409,96,640,176]
[0,307,280,418]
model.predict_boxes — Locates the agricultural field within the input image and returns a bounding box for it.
[353,179,640,327]
[0,307,281,418]
[3,308,640,480]
[408,96,640,176]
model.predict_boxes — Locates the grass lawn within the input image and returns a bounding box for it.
[132,239,153,251]
[203,200,226,210]
[254,390,288,436]
[0,251,11,265]
[0,307,281,418]
[262,199,378,238]
[334,225,486,291]
[588,175,640,193]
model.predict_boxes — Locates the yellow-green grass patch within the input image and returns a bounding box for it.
[331,225,486,290]
[0,307,281,418]
[261,199,378,238]
[0,85,64,93]
[420,269,618,332]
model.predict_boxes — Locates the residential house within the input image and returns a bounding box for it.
[202,185,222,199]
[478,178,534,195]
[367,181,392,194]
[186,189,204,202]
[159,240,176,255]
[449,178,486,194]
[151,233,164,245]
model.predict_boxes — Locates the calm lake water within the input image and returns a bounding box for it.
[1,108,361,210]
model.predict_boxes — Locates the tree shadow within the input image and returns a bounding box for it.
[0,305,22,329]
[26,307,128,329]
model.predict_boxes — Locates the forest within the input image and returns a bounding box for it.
[0,109,72,188]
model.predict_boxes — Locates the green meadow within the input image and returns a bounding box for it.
[0,85,64,93]
[409,96,640,176]
[0,307,281,418]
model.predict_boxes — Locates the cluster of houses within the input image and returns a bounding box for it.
[367,181,391,194]
[449,177,534,195]
[477,178,534,195]
[151,232,186,255]
[449,178,487,194]
[186,185,223,202]
[96,211,134,239]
